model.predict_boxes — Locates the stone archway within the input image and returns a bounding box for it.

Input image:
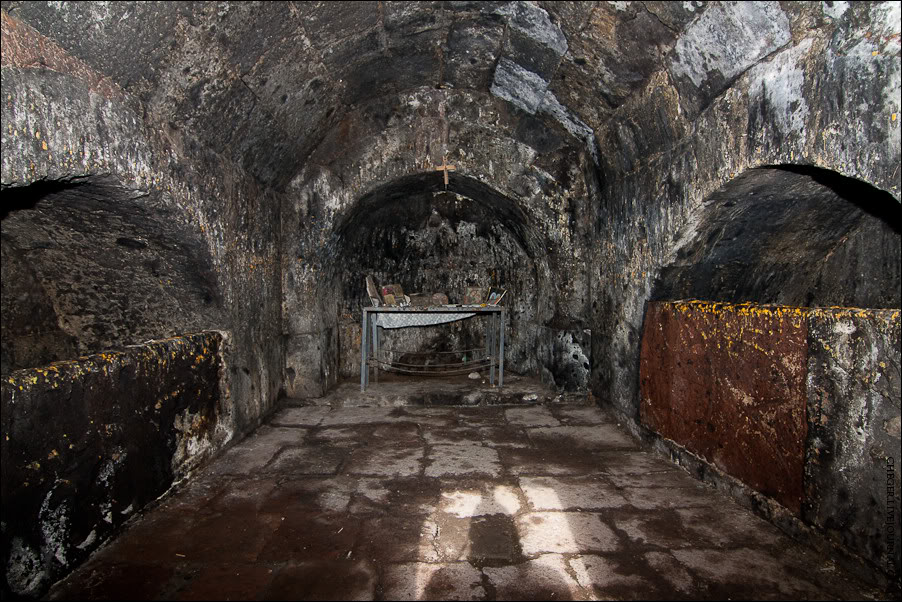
[639,164,901,575]
[651,165,901,308]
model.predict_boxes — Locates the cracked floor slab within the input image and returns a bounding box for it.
[47,398,887,601]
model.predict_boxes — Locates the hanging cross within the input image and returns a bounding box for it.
[435,155,456,189]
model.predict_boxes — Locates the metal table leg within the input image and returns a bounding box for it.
[372,316,380,384]
[360,309,369,391]
[499,308,505,387]
[488,311,495,385]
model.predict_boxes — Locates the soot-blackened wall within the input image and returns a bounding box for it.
[1,177,224,375]
[1,332,226,597]
[332,173,544,382]
[653,167,901,309]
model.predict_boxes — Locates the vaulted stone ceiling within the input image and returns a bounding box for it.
[4,1,900,193]
[1,1,782,189]
[1,3,900,595]
[2,1,899,391]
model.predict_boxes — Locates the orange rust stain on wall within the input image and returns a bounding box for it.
[640,301,808,514]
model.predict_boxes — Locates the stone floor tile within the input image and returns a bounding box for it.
[670,547,824,599]
[306,425,371,446]
[207,426,306,475]
[382,562,486,601]
[260,476,356,514]
[371,422,422,442]
[643,551,696,595]
[466,514,522,563]
[606,468,702,488]
[497,447,607,476]
[519,476,629,510]
[178,511,282,564]
[400,407,460,427]
[346,444,424,477]
[350,477,393,508]
[269,405,332,427]
[86,507,198,563]
[357,515,441,563]
[374,477,444,517]
[44,401,886,601]
[612,508,697,549]
[320,406,411,426]
[594,450,681,475]
[174,564,275,601]
[475,425,531,448]
[569,554,660,598]
[48,563,176,600]
[483,554,586,600]
[455,406,506,427]
[550,405,608,425]
[504,406,561,427]
[264,560,376,601]
[517,512,620,555]
[425,515,472,562]
[257,512,359,563]
[205,476,279,514]
[422,426,485,446]
[527,424,637,450]
[426,444,502,478]
[263,445,346,475]
[675,505,785,548]
[439,483,522,518]
[618,484,722,510]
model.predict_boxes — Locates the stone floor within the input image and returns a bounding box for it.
[47,382,889,600]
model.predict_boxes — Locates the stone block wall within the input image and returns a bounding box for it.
[640,301,901,577]
[1,332,226,597]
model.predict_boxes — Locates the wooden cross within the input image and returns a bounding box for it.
[435,155,456,189]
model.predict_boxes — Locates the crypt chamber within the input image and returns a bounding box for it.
[1,1,899,598]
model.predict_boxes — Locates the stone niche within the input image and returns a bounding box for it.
[639,301,901,577]
[314,171,592,394]
[1,332,226,598]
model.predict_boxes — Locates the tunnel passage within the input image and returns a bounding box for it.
[327,171,550,384]
[640,166,901,576]
[1,175,225,374]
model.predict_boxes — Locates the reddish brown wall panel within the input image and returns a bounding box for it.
[640,301,808,514]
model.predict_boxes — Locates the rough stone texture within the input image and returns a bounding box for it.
[587,3,899,586]
[425,444,502,478]
[1,174,225,370]
[1,332,224,598]
[519,476,629,511]
[0,238,77,373]
[806,308,902,578]
[640,301,902,580]
[1,0,900,594]
[593,0,900,426]
[668,1,792,120]
[651,168,902,308]
[640,301,809,513]
[1,5,283,441]
[43,401,887,600]
[281,101,597,395]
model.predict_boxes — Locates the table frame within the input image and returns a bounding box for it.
[360,306,505,391]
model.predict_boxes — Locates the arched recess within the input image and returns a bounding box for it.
[652,166,900,307]
[320,170,560,387]
[1,174,225,374]
[1,172,232,598]
[641,165,900,577]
